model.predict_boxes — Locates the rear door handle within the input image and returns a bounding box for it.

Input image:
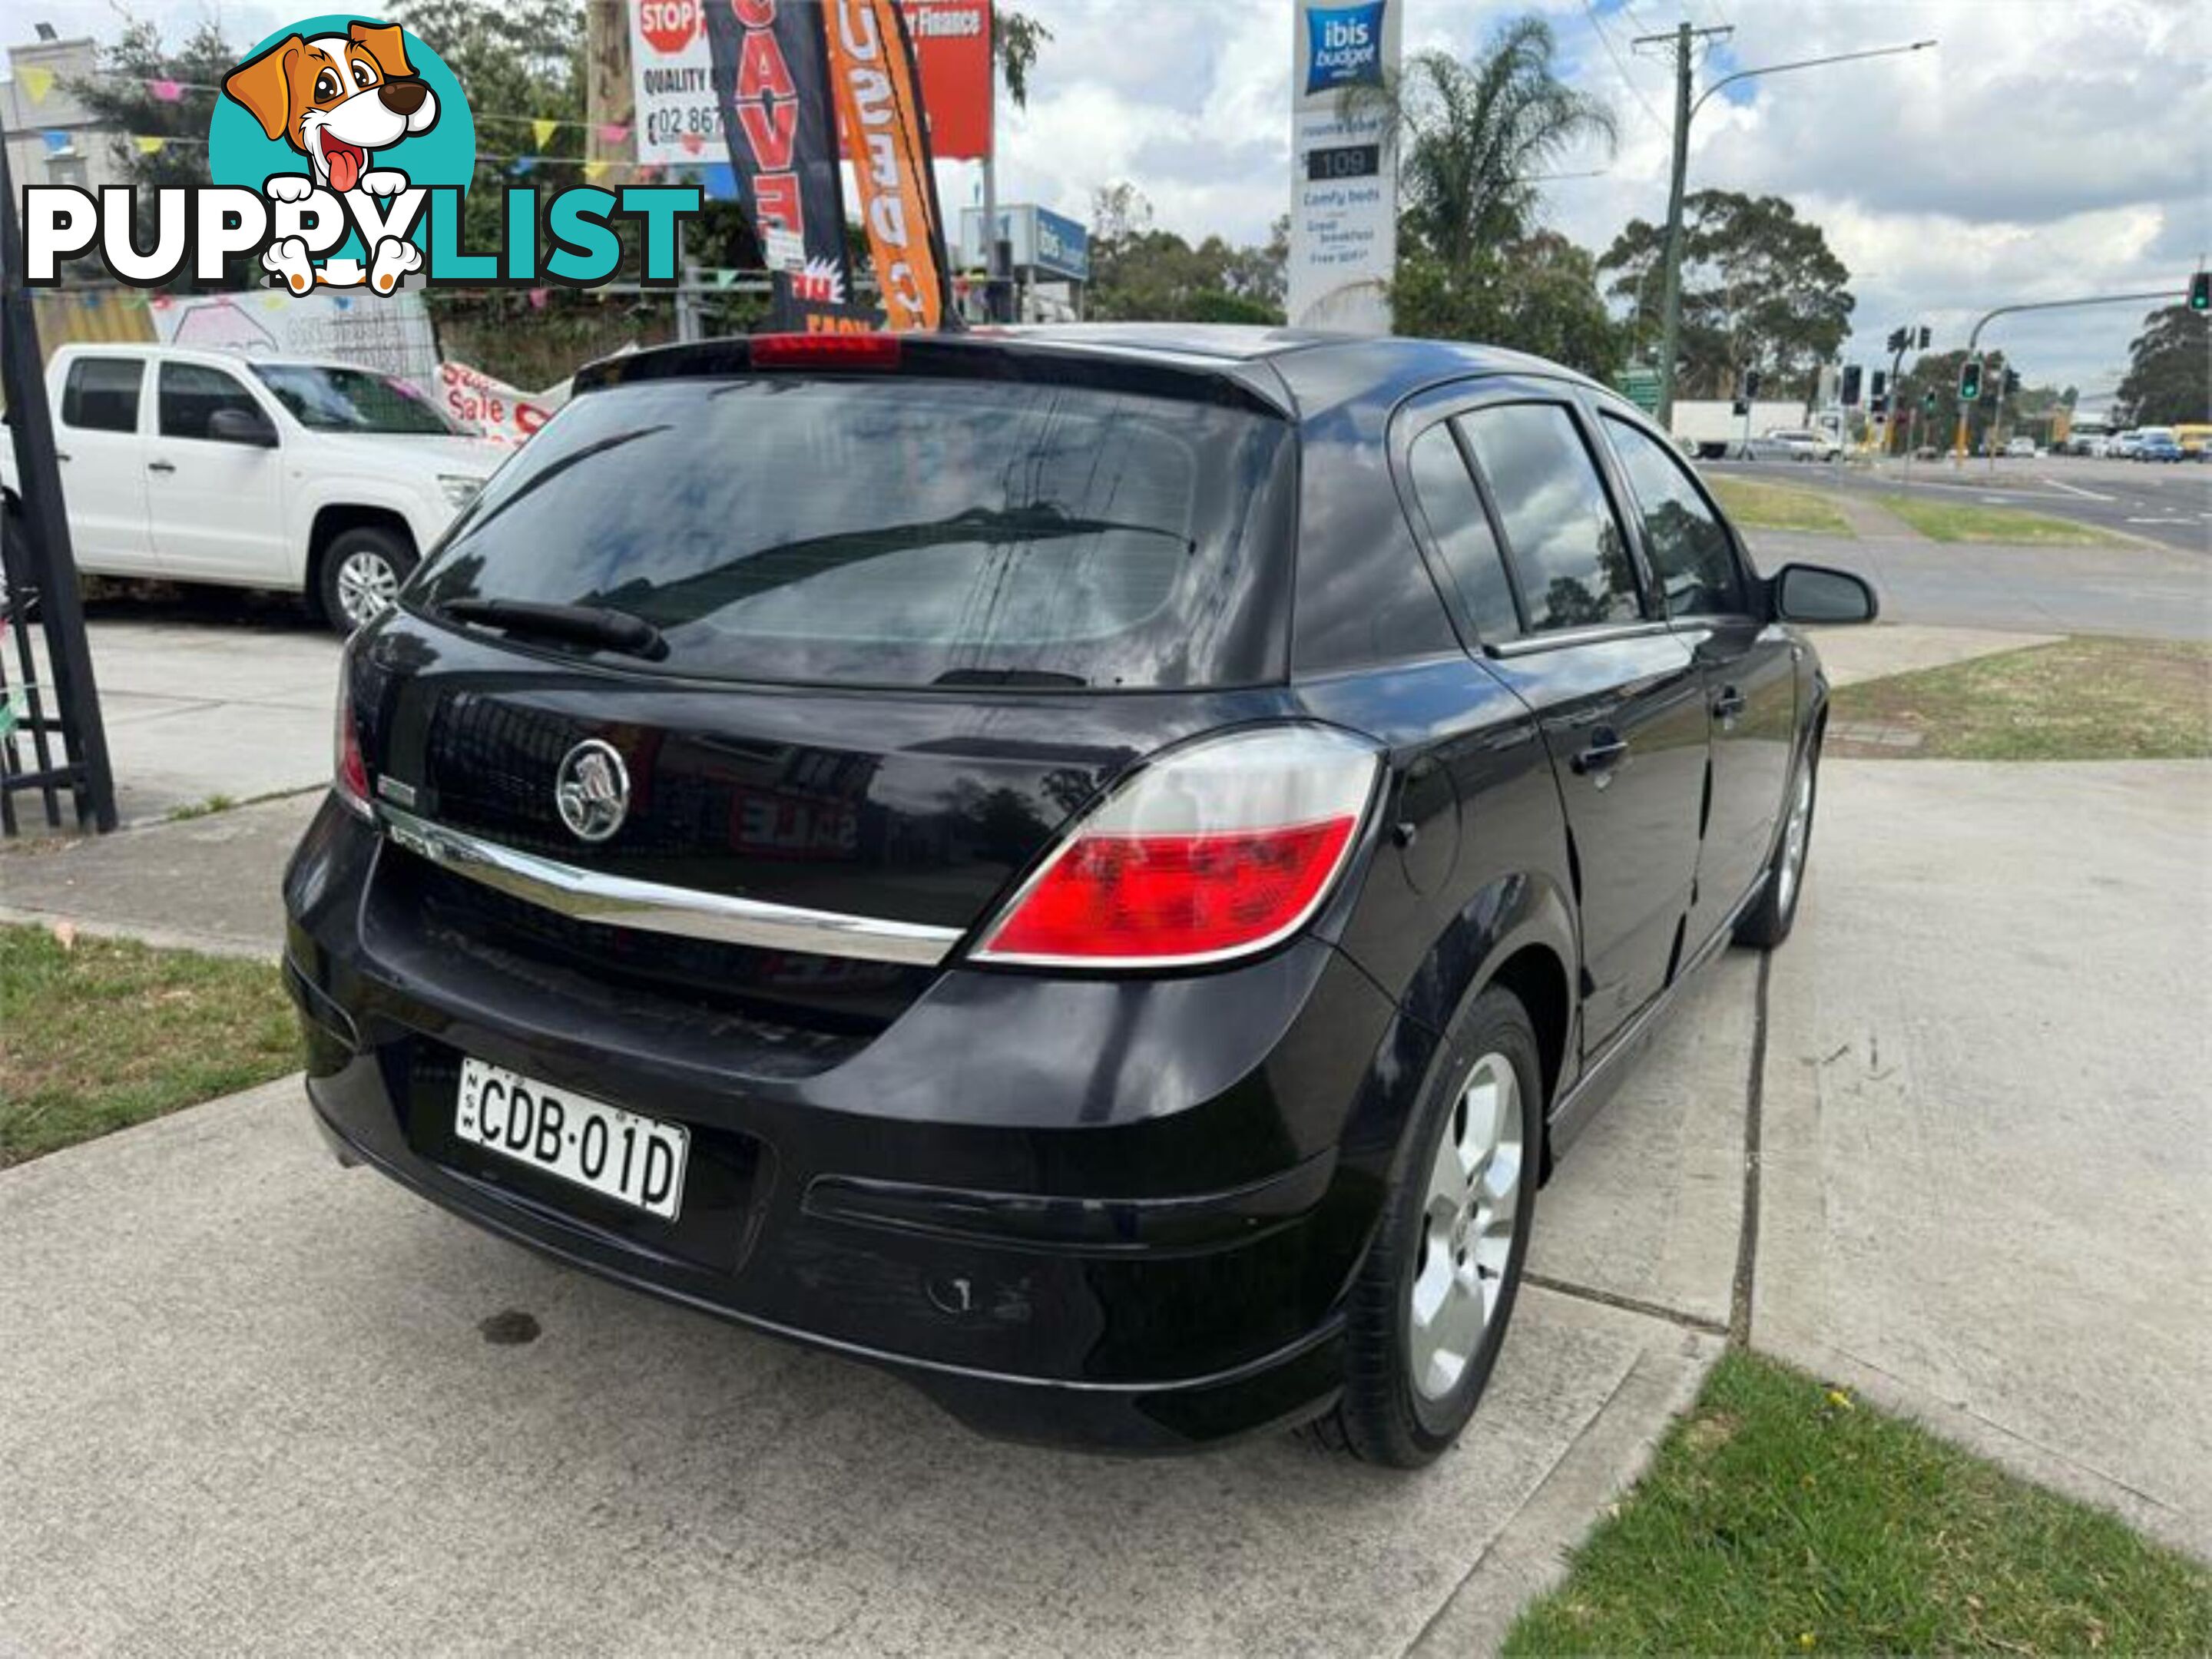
[54,451,70,463]
[1571,731,1630,780]
[147,460,176,474]
[1714,686,1747,724]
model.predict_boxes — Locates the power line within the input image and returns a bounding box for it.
[1581,1,1671,135]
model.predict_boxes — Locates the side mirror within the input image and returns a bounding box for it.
[208,406,278,448]
[1770,562,1878,625]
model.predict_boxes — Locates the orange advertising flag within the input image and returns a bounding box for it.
[823,0,949,332]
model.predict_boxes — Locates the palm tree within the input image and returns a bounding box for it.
[1353,18,1618,275]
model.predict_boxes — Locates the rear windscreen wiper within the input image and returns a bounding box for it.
[435,598,667,661]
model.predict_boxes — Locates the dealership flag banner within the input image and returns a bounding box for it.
[692,0,857,314]
[825,0,953,332]
[1287,0,1402,333]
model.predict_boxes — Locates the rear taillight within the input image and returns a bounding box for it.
[970,725,1382,969]
[333,672,372,820]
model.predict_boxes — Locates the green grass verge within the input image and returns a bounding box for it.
[1876,493,2128,545]
[1705,475,1855,536]
[1506,1350,2212,1656]
[1830,636,2212,760]
[0,924,299,1167]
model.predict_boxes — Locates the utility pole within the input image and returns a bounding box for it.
[1636,22,1730,429]
[1633,31,1935,431]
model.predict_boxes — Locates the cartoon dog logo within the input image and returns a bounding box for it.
[222,21,437,294]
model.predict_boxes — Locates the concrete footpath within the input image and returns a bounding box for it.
[1756,760,2212,1558]
[25,611,340,830]
[0,1065,1726,1654]
[0,790,318,959]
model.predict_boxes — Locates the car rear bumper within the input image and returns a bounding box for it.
[283,799,1421,1452]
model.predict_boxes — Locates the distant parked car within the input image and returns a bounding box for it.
[1728,433,1800,462]
[2174,423,2210,459]
[2110,429,2144,459]
[2003,437,2038,459]
[2133,428,2184,462]
[1763,428,1841,462]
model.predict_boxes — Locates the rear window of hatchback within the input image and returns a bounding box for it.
[412,375,1298,691]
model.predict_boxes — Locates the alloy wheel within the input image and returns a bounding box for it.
[335,549,401,630]
[1777,763,1814,913]
[1407,1051,1524,1402]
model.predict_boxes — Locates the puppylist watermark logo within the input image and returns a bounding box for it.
[1304,1,1388,96]
[21,13,701,294]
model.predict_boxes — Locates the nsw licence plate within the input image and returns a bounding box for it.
[455,1058,689,1220]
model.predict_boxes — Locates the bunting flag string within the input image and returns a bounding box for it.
[4,125,694,176]
[38,67,636,139]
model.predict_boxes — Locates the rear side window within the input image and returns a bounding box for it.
[416,376,1294,690]
[159,363,262,441]
[1459,403,1640,634]
[1406,422,1520,644]
[60,358,142,432]
[1603,417,1744,618]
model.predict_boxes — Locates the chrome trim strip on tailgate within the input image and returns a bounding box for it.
[377,805,962,966]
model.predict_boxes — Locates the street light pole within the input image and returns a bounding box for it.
[1636,31,1937,430]
[1951,287,2187,462]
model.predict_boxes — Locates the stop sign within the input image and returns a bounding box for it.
[639,0,700,55]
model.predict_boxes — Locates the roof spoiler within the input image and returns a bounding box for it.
[571,332,1296,419]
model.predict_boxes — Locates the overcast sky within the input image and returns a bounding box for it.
[12,0,2206,403]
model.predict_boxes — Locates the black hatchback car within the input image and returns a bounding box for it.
[283,325,1874,1465]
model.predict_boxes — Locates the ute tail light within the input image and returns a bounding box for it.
[970,725,1384,970]
[333,671,372,820]
[749,332,902,371]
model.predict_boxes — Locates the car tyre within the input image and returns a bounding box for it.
[1314,984,1541,1469]
[318,526,416,636]
[1734,740,1819,949]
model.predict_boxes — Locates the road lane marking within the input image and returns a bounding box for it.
[2040,476,2116,502]
[2124,516,2195,525]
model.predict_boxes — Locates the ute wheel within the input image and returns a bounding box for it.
[317,525,416,636]
[1315,984,1541,1468]
[1734,741,1819,949]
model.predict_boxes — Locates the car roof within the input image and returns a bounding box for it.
[53,341,374,376]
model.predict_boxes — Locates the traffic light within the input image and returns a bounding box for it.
[1886,326,1908,353]
[2003,367,2022,399]
[1842,365,1863,406]
[1742,369,1763,400]
[1959,357,1984,402]
[1918,326,1932,349]
[1869,396,1888,417]
[2190,270,2208,313]
[1869,370,1887,400]
[1922,389,1938,415]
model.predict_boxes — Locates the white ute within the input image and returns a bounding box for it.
[2,343,506,633]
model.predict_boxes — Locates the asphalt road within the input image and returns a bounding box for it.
[1744,529,2211,641]
[1709,454,2212,552]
